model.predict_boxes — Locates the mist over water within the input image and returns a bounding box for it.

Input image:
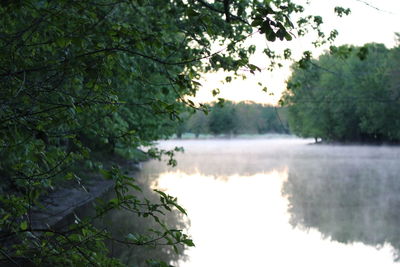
[150,137,309,177]
[143,137,400,266]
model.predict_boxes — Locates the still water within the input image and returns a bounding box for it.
[140,137,400,267]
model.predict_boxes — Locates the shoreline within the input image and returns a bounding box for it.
[31,160,142,230]
[310,140,400,146]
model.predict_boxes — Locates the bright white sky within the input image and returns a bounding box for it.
[191,0,400,105]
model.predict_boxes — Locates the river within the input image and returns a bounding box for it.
[98,137,400,266]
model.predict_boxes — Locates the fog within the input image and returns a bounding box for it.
[144,137,400,266]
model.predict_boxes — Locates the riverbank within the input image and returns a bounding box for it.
[171,133,297,140]
[310,139,400,146]
[31,157,143,230]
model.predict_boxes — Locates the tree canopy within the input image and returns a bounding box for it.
[282,42,400,143]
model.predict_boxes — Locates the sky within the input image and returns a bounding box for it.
[191,0,400,105]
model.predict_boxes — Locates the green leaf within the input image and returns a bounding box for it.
[172,203,187,215]
[187,8,200,18]
[162,87,169,95]
[266,31,276,42]
[182,239,195,247]
[20,221,28,231]
[126,233,139,242]
[126,182,142,192]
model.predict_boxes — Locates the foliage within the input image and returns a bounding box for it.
[183,110,210,138]
[281,43,400,143]
[208,101,238,135]
[0,0,345,265]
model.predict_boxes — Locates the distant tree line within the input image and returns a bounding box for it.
[178,101,289,137]
[281,42,400,143]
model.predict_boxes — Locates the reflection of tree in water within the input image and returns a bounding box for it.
[282,160,400,260]
[71,169,189,267]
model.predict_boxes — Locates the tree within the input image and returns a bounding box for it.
[208,101,237,135]
[184,101,288,136]
[0,0,344,265]
[282,43,400,143]
[185,110,210,138]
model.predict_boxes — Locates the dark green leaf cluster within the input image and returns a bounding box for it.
[251,3,295,42]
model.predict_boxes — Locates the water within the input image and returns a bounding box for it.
[139,137,400,266]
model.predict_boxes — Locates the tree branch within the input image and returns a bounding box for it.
[195,0,249,25]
